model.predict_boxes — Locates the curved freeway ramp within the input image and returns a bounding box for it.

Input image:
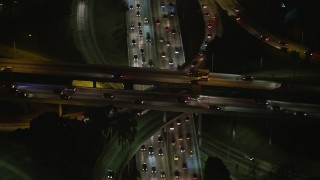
[92,111,182,180]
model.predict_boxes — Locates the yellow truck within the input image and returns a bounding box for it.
[187,68,209,81]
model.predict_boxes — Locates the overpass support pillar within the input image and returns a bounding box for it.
[58,104,63,116]
[163,111,167,123]
[231,117,236,140]
[197,113,202,147]
[268,119,273,145]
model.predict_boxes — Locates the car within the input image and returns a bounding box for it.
[260,35,269,41]
[185,116,190,122]
[142,163,147,171]
[136,109,149,116]
[1,66,13,72]
[171,28,176,34]
[148,59,153,67]
[189,80,198,84]
[151,166,156,173]
[278,40,288,46]
[103,93,114,99]
[130,24,135,30]
[142,57,146,64]
[171,137,176,145]
[186,132,191,139]
[158,135,163,143]
[204,12,209,16]
[304,50,313,57]
[207,33,212,39]
[277,82,288,88]
[174,47,179,54]
[173,155,179,160]
[136,3,140,9]
[133,54,138,60]
[160,170,166,178]
[202,4,207,8]
[140,48,144,54]
[245,155,254,161]
[204,40,209,47]
[182,162,188,169]
[160,1,165,8]
[107,170,114,179]
[207,104,221,110]
[156,19,160,25]
[189,150,193,157]
[207,22,213,28]
[144,17,149,24]
[16,90,27,97]
[254,99,268,105]
[136,11,140,17]
[131,39,136,45]
[178,134,183,141]
[236,17,241,21]
[168,59,174,65]
[161,52,166,58]
[176,118,181,125]
[60,93,71,100]
[2,83,15,89]
[174,170,180,179]
[180,146,185,153]
[148,145,154,154]
[169,123,175,130]
[166,41,171,46]
[164,26,169,32]
[112,74,123,79]
[192,174,198,180]
[293,111,307,117]
[139,30,143,37]
[134,99,144,105]
[242,75,254,81]
[53,89,64,95]
[146,32,151,42]
[158,148,163,156]
[129,5,133,9]
[191,61,198,67]
[159,37,164,43]
[141,144,146,151]
[270,105,283,111]
[176,97,187,104]
[163,14,168,19]
[137,22,141,28]
[168,2,174,7]
[64,87,77,92]
[198,50,205,56]
[234,7,240,13]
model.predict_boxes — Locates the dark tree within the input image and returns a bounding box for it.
[203,156,231,180]
[114,111,137,147]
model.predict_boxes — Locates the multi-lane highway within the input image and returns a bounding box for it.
[0,58,281,90]
[1,0,320,179]
[2,82,320,119]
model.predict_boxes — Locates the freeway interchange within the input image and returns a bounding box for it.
[1,0,320,179]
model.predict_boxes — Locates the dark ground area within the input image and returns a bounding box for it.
[0,0,85,63]
[238,0,320,52]
[202,114,320,177]
[176,0,204,63]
